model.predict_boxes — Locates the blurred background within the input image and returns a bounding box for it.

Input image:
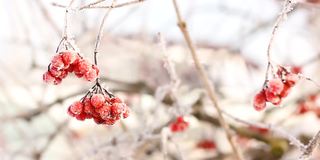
[1,0,320,159]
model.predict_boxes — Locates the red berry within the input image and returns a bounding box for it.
[170,116,189,133]
[84,68,98,82]
[91,94,105,109]
[99,105,112,120]
[291,66,302,74]
[49,66,62,77]
[265,90,281,105]
[83,98,95,114]
[267,78,284,95]
[75,113,87,121]
[108,97,122,104]
[69,101,83,115]
[61,51,78,66]
[43,72,55,83]
[104,118,116,125]
[77,59,91,74]
[51,54,65,70]
[93,117,105,124]
[280,83,291,97]
[111,103,123,120]
[253,90,267,111]
[74,72,84,78]
[197,139,216,150]
[68,106,76,117]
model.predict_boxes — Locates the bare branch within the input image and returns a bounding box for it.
[52,0,145,10]
[170,0,244,159]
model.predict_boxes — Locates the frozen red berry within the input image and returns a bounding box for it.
[253,90,267,111]
[77,59,91,74]
[99,105,112,120]
[51,54,65,70]
[267,78,284,95]
[49,66,62,77]
[69,101,83,115]
[61,51,78,66]
[104,118,116,125]
[75,113,87,121]
[43,72,55,83]
[84,68,98,82]
[265,90,281,105]
[91,94,105,108]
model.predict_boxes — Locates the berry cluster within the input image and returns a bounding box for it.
[43,50,99,85]
[68,83,129,125]
[196,139,216,150]
[253,66,299,111]
[296,93,320,117]
[170,116,189,133]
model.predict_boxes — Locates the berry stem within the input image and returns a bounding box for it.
[62,0,76,40]
[93,0,117,66]
[265,0,296,80]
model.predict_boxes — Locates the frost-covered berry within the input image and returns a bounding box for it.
[99,105,112,120]
[90,94,105,109]
[61,51,78,66]
[265,90,281,105]
[69,101,83,115]
[104,118,116,125]
[111,103,124,120]
[43,72,55,83]
[51,54,65,70]
[49,66,62,77]
[267,78,284,95]
[93,117,105,124]
[75,113,86,121]
[83,98,95,114]
[253,90,267,111]
[84,68,98,82]
[77,59,91,74]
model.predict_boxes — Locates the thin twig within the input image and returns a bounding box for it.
[93,0,117,66]
[79,0,107,10]
[170,0,243,159]
[265,0,297,80]
[63,0,76,39]
[52,0,144,10]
